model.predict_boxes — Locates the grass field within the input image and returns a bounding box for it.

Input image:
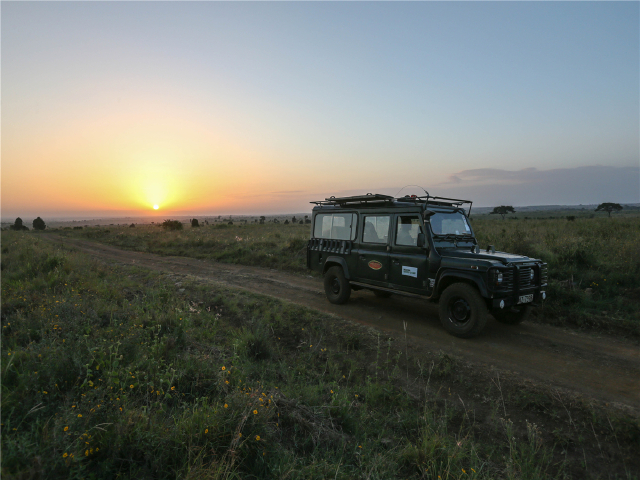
[50,212,640,337]
[2,230,640,479]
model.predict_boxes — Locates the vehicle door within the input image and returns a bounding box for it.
[389,214,429,293]
[355,214,391,286]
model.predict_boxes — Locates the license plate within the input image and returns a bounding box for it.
[518,294,533,304]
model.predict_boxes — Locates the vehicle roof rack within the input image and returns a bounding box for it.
[310,193,395,206]
[311,192,473,215]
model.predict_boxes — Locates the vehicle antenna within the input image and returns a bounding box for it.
[393,185,430,198]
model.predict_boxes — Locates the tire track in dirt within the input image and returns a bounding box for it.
[45,235,640,413]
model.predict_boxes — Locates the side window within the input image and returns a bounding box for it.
[313,213,357,240]
[396,216,422,246]
[362,216,390,244]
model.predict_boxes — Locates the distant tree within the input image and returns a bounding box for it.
[162,220,183,231]
[595,202,623,217]
[305,219,311,224]
[273,218,280,224]
[291,216,297,223]
[299,220,303,225]
[10,218,28,231]
[191,218,200,228]
[32,217,46,230]
[304,215,308,220]
[228,221,233,225]
[489,206,516,220]
[129,223,136,228]
[566,216,576,222]
[284,220,290,225]
[259,216,265,224]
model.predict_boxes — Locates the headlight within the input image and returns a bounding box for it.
[491,270,503,286]
[530,269,534,281]
[496,272,503,284]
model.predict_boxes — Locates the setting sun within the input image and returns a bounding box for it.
[153,205,159,210]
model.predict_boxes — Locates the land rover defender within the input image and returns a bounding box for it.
[306,193,547,338]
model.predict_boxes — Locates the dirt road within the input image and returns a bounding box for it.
[47,235,640,413]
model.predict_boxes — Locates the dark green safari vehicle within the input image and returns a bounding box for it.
[307,193,547,338]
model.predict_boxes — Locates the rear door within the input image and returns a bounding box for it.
[355,214,391,286]
[389,214,429,293]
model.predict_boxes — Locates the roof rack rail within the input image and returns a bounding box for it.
[310,193,395,206]
[311,192,473,215]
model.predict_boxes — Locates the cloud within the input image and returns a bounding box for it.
[433,165,639,206]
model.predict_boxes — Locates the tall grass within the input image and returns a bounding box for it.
[471,215,640,334]
[53,215,640,335]
[2,231,638,479]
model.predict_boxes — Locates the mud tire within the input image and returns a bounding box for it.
[493,305,532,325]
[438,283,487,338]
[324,266,351,304]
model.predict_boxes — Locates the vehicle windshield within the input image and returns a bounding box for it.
[428,212,473,237]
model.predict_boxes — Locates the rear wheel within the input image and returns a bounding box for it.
[438,283,487,338]
[493,305,532,325]
[323,266,351,304]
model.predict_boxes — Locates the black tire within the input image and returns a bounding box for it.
[324,266,351,304]
[438,283,488,338]
[493,305,532,325]
[373,290,392,298]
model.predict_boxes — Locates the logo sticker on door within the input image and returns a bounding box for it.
[368,260,383,270]
[402,266,418,278]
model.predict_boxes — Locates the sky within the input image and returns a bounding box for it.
[2,1,639,219]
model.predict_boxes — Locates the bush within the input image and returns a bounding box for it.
[191,219,200,228]
[162,220,183,231]
[10,218,28,231]
[32,217,46,230]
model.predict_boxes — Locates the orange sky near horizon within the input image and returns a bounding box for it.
[2,3,638,219]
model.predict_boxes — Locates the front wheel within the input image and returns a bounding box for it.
[493,305,532,325]
[323,266,351,304]
[438,283,488,338]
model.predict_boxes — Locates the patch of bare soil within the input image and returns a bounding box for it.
[44,235,640,415]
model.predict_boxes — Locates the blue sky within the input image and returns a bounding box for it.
[2,1,638,217]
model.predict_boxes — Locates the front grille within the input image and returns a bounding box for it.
[518,267,533,288]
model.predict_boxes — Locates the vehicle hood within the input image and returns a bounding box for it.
[438,248,535,265]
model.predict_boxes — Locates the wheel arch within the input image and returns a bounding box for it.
[435,271,488,299]
[322,256,350,280]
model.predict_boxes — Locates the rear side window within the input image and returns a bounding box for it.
[396,216,422,246]
[313,213,357,240]
[362,216,390,244]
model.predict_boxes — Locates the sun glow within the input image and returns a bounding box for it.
[153,204,159,210]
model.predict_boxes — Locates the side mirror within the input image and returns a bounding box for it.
[417,233,426,248]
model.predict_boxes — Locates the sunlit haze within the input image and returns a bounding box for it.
[2,2,638,219]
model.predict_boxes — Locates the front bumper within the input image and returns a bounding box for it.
[492,289,546,310]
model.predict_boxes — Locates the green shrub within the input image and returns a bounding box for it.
[162,220,183,231]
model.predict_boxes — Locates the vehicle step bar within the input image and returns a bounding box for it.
[349,282,427,299]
